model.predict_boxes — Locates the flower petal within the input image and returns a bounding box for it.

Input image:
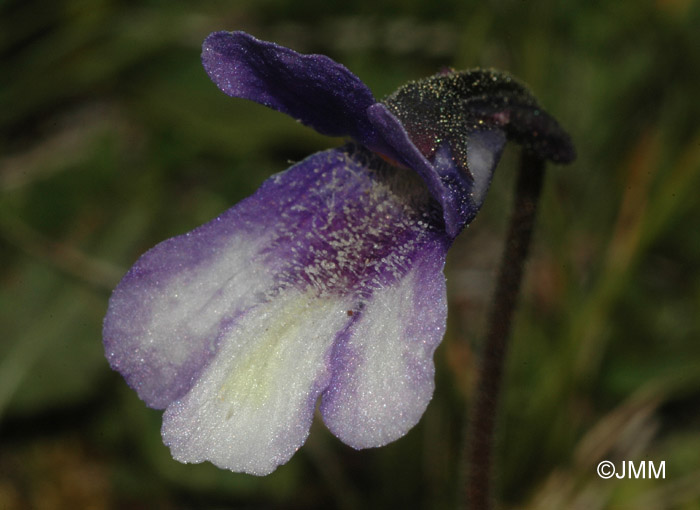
[161,289,354,476]
[202,31,383,148]
[320,240,448,449]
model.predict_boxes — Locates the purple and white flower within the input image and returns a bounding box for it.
[103,31,573,475]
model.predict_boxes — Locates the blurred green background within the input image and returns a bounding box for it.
[1,0,699,508]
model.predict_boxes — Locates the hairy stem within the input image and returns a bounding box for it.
[465,150,546,509]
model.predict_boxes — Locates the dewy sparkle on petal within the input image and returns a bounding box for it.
[103,31,574,475]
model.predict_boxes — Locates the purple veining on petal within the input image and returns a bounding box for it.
[202,31,385,149]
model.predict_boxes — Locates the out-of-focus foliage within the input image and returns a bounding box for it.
[1,0,699,508]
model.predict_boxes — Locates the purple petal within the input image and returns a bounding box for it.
[202,31,383,148]
[320,240,448,448]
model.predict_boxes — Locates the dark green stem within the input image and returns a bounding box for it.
[465,150,546,510]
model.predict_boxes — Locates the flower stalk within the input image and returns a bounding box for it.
[465,150,546,510]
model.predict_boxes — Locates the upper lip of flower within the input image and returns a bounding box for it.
[201,30,575,238]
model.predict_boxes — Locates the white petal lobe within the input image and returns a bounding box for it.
[161,290,353,475]
[321,251,447,449]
